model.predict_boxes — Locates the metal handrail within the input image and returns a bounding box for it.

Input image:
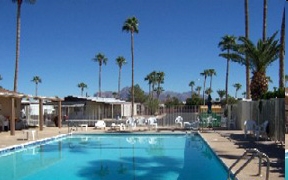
[227,148,270,180]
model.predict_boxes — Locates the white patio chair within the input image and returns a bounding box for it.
[126,117,136,130]
[255,120,269,140]
[94,120,106,129]
[244,120,256,138]
[147,117,158,130]
[175,116,183,127]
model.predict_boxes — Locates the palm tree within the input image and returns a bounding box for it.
[122,16,139,117]
[279,8,285,88]
[78,82,88,96]
[144,73,153,98]
[0,75,2,88]
[116,56,127,97]
[155,71,165,99]
[233,83,242,98]
[31,76,41,96]
[218,35,237,104]
[205,88,213,96]
[150,71,158,98]
[244,0,251,99]
[92,53,108,97]
[207,69,216,92]
[200,69,209,105]
[262,0,267,41]
[12,0,36,92]
[242,92,247,98]
[236,32,280,100]
[217,90,226,101]
[195,86,202,97]
[188,81,195,97]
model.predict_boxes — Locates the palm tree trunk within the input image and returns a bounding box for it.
[245,0,251,99]
[131,32,134,117]
[279,8,285,88]
[118,67,122,97]
[99,64,102,97]
[262,0,267,41]
[13,2,22,92]
[203,78,206,105]
[225,58,230,104]
[35,83,38,96]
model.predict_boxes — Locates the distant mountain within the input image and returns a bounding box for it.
[98,87,191,102]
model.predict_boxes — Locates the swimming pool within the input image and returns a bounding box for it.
[285,150,288,180]
[0,133,231,180]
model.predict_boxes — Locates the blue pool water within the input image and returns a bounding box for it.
[0,133,230,180]
[285,151,288,180]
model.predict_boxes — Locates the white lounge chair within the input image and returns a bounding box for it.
[255,120,269,140]
[184,119,200,130]
[147,117,158,130]
[94,120,106,129]
[244,120,257,138]
[126,117,136,130]
[111,123,125,131]
[175,116,183,127]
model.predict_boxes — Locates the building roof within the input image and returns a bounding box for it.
[64,95,126,104]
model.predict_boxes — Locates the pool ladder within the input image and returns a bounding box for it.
[227,148,270,180]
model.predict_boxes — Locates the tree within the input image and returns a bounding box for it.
[77,82,87,97]
[233,83,242,98]
[144,73,153,98]
[200,69,209,105]
[217,90,226,101]
[188,81,195,97]
[195,86,202,97]
[244,0,251,99]
[218,35,237,104]
[262,0,267,41]
[155,71,165,99]
[116,56,127,97]
[31,76,41,96]
[207,69,216,92]
[128,84,146,104]
[92,53,108,97]
[285,74,288,87]
[12,0,36,92]
[235,32,280,100]
[0,75,3,88]
[279,8,285,88]
[122,16,139,117]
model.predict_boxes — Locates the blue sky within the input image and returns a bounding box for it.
[0,0,286,99]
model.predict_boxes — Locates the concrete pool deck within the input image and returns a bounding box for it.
[0,127,285,180]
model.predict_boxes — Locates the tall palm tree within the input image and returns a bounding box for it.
[155,71,165,99]
[218,35,237,104]
[244,0,251,99]
[144,73,153,98]
[116,56,127,97]
[150,71,158,98]
[207,69,216,92]
[122,16,139,117]
[233,83,242,98]
[12,0,36,92]
[195,86,202,97]
[92,53,108,97]
[262,0,267,41]
[78,82,87,97]
[31,76,41,96]
[0,75,3,88]
[200,69,209,105]
[188,81,195,97]
[279,8,285,88]
[236,32,280,100]
[217,89,226,101]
